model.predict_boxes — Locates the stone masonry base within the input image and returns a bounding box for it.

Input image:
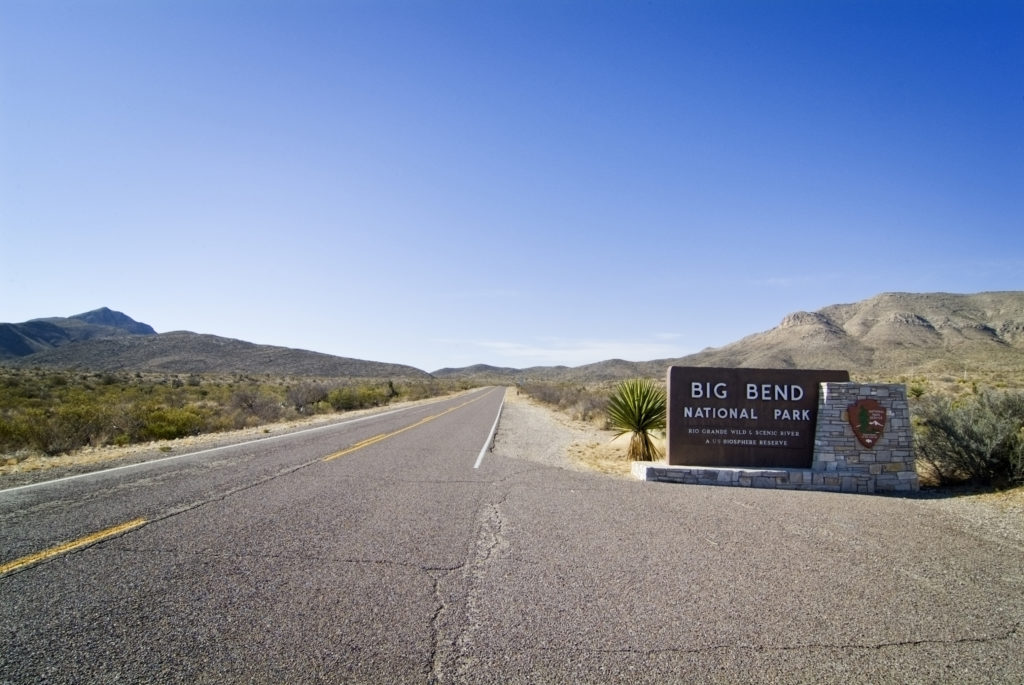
[631,463,879,494]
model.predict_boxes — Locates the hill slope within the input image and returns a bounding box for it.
[673,292,1024,378]
[2,308,430,378]
[7,331,432,379]
[0,307,156,360]
[436,291,1024,383]
[7,292,1021,382]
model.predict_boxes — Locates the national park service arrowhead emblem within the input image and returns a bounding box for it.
[848,399,886,448]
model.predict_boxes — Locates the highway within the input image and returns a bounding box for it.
[2,385,1022,683]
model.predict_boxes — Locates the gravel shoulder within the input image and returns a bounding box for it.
[495,388,639,477]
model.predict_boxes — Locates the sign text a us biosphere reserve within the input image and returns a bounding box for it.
[667,366,850,468]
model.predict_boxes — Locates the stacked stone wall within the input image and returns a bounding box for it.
[812,382,917,493]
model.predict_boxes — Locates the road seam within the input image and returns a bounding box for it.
[526,621,1023,655]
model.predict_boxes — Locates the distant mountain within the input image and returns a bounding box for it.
[2,308,430,379]
[435,292,1024,383]
[674,292,1024,377]
[0,307,156,360]
[8,331,431,378]
[68,307,157,335]
[8,293,1022,383]
[433,364,521,379]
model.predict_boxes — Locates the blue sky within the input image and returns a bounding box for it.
[1,1,1021,372]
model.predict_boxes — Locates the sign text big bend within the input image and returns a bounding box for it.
[667,367,850,468]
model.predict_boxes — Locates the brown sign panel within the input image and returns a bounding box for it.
[667,366,850,468]
[848,399,886,448]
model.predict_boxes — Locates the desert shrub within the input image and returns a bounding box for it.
[574,392,608,423]
[914,390,1024,487]
[520,383,610,424]
[398,381,443,401]
[326,383,391,412]
[356,384,388,408]
[327,387,359,411]
[607,378,666,461]
[3,401,113,455]
[231,389,282,422]
[0,369,461,458]
[287,382,329,412]
[136,406,207,441]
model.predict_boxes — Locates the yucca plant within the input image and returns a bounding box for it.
[607,378,666,461]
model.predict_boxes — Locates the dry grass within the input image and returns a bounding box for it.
[567,432,668,477]
[568,435,635,477]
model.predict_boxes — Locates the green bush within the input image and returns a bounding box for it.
[138,406,207,441]
[327,387,359,411]
[914,390,1024,487]
[606,378,666,462]
[327,383,391,411]
[1,402,112,456]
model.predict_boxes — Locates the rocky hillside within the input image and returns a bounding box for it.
[437,291,1024,384]
[0,307,156,360]
[676,292,1024,378]
[8,292,1022,383]
[2,309,430,379]
[8,332,431,378]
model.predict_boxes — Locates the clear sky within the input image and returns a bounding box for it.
[1,1,1021,372]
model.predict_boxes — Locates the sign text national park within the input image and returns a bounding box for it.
[667,366,850,468]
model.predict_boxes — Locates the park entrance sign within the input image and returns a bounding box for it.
[667,366,850,468]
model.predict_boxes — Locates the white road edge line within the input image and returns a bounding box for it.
[474,389,505,469]
[0,405,417,496]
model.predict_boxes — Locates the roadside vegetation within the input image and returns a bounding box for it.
[0,368,470,460]
[606,378,666,461]
[516,382,611,426]
[521,375,1024,490]
[913,389,1024,488]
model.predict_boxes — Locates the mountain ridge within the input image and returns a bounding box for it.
[0,309,430,379]
[0,307,156,360]
[656,291,1024,381]
[4,292,1022,382]
[434,291,1024,382]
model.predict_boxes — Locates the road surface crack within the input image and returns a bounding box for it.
[532,620,1023,656]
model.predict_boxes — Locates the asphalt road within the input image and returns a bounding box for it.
[1,386,1021,683]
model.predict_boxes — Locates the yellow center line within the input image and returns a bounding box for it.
[322,393,488,462]
[0,517,148,576]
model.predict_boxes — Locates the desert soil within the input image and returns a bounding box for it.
[496,387,646,477]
